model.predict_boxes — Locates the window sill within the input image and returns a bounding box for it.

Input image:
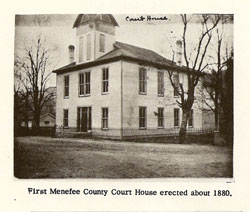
[139,92,147,95]
[102,92,109,95]
[79,94,91,97]
[139,127,147,130]
[157,127,164,129]
[173,95,179,98]
[188,126,193,128]
[174,126,180,128]
[63,126,69,129]
[158,94,164,97]
[64,96,69,99]
[101,128,109,131]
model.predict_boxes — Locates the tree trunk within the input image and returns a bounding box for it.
[179,110,189,144]
[33,108,41,131]
[214,100,219,131]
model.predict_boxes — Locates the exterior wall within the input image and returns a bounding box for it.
[56,61,122,138]
[21,120,32,128]
[202,110,215,129]
[40,115,55,127]
[95,21,115,35]
[55,60,215,139]
[76,31,95,63]
[95,31,115,60]
[76,21,95,36]
[121,61,209,138]
[21,116,55,128]
[76,22,115,64]
[195,77,215,129]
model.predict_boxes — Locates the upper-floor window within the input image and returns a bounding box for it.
[63,109,69,127]
[158,71,164,96]
[102,107,109,129]
[139,107,147,129]
[173,74,180,97]
[87,34,91,61]
[102,67,109,93]
[64,75,69,98]
[79,36,84,63]
[79,72,91,96]
[188,109,193,127]
[158,107,164,128]
[100,34,105,52]
[139,67,147,94]
[174,108,179,127]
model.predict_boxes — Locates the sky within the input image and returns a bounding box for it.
[14,14,233,87]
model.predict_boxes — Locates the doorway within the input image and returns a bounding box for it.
[77,107,92,132]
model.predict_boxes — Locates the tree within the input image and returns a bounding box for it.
[220,55,233,144]
[14,36,55,130]
[201,15,233,132]
[167,14,221,143]
[14,57,31,132]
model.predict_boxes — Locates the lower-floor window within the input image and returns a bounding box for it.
[158,107,164,128]
[139,107,147,128]
[102,108,109,129]
[63,109,68,127]
[188,109,193,127]
[174,108,179,127]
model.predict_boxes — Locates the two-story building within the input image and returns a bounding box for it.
[53,14,215,139]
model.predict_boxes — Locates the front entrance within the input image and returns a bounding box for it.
[77,107,92,132]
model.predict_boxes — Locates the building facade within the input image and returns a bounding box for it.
[54,14,215,139]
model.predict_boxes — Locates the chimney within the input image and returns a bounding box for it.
[176,40,182,66]
[68,45,75,63]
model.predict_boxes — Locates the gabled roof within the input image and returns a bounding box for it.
[73,14,119,28]
[53,41,185,74]
[97,41,174,66]
[40,113,56,119]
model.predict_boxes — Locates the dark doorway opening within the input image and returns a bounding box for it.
[77,107,92,132]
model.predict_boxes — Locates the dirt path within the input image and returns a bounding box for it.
[14,136,233,178]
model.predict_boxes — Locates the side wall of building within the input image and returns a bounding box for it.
[121,61,211,138]
[56,61,122,138]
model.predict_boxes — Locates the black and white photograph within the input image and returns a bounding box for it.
[13,14,234,179]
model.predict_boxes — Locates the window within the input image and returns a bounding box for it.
[139,107,147,128]
[102,67,109,93]
[87,34,91,60]
[44,121,50,125]
[102,108,108,129]
[64,75,69,98]
[174,108,179,127]
[79,72,91,96]
[158,71,164,96]
[158,108,164,128]
[173,74,179,97]
[100,34,105,52]
[188,109,193,127]
[63,109,69,127]
[139,67,147,94]
[79,36,83,62]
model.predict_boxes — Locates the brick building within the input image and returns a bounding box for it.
[53,14,215,139]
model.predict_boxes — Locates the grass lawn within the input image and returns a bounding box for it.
[14,136,233,178]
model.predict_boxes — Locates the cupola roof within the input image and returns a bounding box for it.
[73,14,119,28]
